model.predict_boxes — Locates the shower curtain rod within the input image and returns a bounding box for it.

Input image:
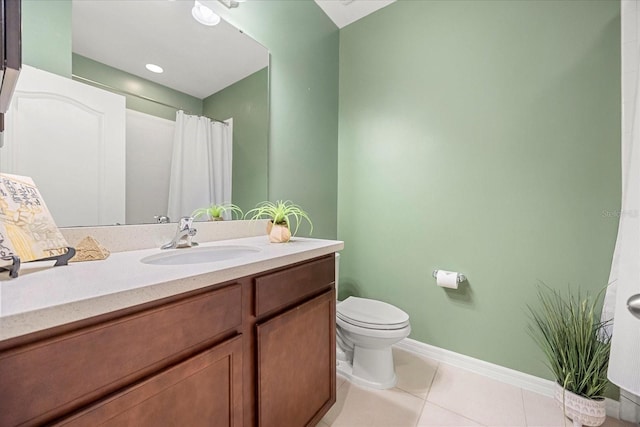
[71,74,228,125]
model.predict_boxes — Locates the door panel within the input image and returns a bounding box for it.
[2,65,125,226]
[57,335,243,427]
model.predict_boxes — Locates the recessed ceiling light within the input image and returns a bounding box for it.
[145,63,164,74]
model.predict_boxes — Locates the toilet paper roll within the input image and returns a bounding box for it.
[436,270,459,289]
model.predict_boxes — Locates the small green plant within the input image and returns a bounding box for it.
[527,285,611,399]
[191,203,243,221]
[245,200,313,237]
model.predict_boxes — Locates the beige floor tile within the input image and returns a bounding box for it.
[417,401,485,426]
[426,363,527,426]
[522,390,566,427]
[393,347,439,399]
[321,381,425,427]
[561,416,638,427]
[600,416,638,427]
[337,373,347,390]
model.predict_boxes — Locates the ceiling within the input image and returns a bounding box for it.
[72,0,269,99]
[72,0,394,99]
[314,0,396,29]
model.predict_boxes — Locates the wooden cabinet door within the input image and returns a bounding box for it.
[256,290,336,427]
[56,335,243,427]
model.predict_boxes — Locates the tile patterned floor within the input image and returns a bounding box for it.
[319,348,637,427]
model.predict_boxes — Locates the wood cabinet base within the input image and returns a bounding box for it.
[0,255,336,427]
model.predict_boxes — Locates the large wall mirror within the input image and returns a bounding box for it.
[1,0,269,227]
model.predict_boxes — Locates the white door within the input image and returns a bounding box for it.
[1,65,126,227]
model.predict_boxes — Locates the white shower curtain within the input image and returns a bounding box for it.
[167,111,233,221]
[602,3,640,404]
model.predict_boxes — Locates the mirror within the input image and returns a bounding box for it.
[6,0,269,227]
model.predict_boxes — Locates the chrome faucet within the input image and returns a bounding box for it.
[161,216,198,249]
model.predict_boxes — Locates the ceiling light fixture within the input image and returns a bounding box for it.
[191,0,247,26]
[192,1,221,26]
[145,63,164,73]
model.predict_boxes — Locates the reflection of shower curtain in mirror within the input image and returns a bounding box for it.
[167,111,233,221]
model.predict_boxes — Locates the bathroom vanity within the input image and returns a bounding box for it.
[0,233,343,427]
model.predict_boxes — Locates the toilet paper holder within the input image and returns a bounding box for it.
[432,270,467,284]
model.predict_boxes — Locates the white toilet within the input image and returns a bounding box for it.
[334,254,411,389]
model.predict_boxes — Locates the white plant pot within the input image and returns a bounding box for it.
[554,383,606,427]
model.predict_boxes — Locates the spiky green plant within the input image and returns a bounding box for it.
[191,203,243,221]
[245,200,313,237]
[527,285,611,399]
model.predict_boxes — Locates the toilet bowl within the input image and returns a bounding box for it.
[336,297,411,389]
[334,254,411,389]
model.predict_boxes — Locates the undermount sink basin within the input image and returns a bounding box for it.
[140,245,261,266]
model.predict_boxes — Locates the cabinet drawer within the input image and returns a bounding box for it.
[0,283,242,427]
[56,335,243,427]
[254,255,334,318]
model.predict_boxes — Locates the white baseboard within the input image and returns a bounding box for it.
[620,389,640,423]
[395,338,622,419]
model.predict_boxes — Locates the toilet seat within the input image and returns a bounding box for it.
[337,296,409,330]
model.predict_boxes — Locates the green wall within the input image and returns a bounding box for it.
[203,68,269,214]
[22,0,71,77]
[337,0,620,381]
[219,1,340,239]
[72,54,203,121]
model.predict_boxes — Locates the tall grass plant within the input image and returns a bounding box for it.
[528,285,611,399]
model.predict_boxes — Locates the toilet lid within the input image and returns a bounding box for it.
[337,296,410,330]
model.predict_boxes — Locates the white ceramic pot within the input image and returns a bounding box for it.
[554,383,606,427]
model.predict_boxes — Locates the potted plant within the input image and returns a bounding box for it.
[245,200,313,243]
[528,285,611,427]
[191,203,243,221]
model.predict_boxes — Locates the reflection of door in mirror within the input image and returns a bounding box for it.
[1,65,126,227]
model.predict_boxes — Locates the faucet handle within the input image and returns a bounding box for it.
[180,216,197,240]
[154,215,170,224]
[179,216,194,230]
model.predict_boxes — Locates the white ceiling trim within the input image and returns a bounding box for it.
[314,0,396,29]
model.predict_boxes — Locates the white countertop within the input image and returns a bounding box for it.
[0,236,344,341]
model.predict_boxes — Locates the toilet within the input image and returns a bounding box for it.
[334,254,411,389]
